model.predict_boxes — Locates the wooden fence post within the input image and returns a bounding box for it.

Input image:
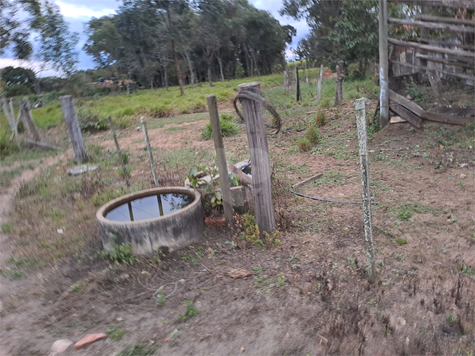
[237,82,276,234]
[140,117,159,186]
[59,95,88,163]
[379,0,389,128]
[20,97,41,142]
[316,64,324,105]
[354,97,376,283]
[284,70,291,94]
[1,98,20,148]
[295,67,301,102]
[107,116,129,187]
[207,95,234,225]
[335,61,344,106]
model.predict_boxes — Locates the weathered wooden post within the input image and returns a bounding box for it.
[237,82,276,234]
[207,95,234,225]
[284,70,291,95]
[295,67,301,102]
[378,0,389,128]
[20,97,41,142]
[59,95,88,163]
[1,98,20,148]
[354,97,376,283]
[316,64,324,105]
[107,116,129,187]
[335,61,344,106]
[140,117,159,186]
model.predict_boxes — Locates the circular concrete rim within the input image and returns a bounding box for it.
[96,187,201,226]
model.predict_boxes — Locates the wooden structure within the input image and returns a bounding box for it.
[207,95,234,226]
[237,82,276,234]
[379,0,474,128]
[59,95,88,163]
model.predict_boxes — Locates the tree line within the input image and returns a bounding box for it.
[84,0,296,93]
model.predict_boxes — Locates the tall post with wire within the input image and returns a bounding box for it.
[207,95,234,225]
[237,82,276,234]
[140,117,159,186]
[107,116,129,187]
[354,97,376,283]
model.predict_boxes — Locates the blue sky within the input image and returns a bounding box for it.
[0,0,309,75]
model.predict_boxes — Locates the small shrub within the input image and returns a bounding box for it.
[107,324,125,341]
[149,105,172,118]
[305,126,320,144]
[320,98,331,109]
[178,300,200,321]
[201,119,237,140]
[298,138,312,152]
[0,130,19,157]
[1,221,14,233]
[100,243,136,265]
[77,108,108,132]
[118,344,158,356]
[315,112,326,127]
[118,166,131,179]
[396,238,407,246]
[155,291,165,308]
[220,113,234,122]
[2,268,27,280]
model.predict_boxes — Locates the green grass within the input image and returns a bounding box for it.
[178,300,200,321]
[1,221,15,233]
[201,119,238,140]
[118,344,158,356]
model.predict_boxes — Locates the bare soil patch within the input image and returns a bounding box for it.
[0,106,474,356]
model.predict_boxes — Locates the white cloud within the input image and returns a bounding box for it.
[0,59,60,77]
[56,1,116,19]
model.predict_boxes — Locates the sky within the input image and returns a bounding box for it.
[1,0,310,76]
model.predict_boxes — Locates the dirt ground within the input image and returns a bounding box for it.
[0,103,474,356]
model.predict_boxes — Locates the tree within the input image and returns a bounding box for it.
[0,66,36,88]
[0,0,41,60]
[37,1,79,76]
[281,0,379,70]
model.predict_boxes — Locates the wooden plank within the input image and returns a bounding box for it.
[388,18,475,34]
[226,161,252,188]
[390,59,475,81]
[414,38,475,52]
[389,0,475,10]
[422,111,474,125]
[24,139,62,150]
[237,82,276,234]
[390,102,423,128]
[389,89,473,125]
[415,54,475,69]
[379,0,390,128]
[415,14,475,27]
[292,173,323,189]
[208,95,234,225]
[388,38,475,59]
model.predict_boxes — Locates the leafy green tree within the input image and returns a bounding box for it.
[0,66,36,88]
[281,0,378,73]
[37,1,79,76]
[0,0,41,59]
